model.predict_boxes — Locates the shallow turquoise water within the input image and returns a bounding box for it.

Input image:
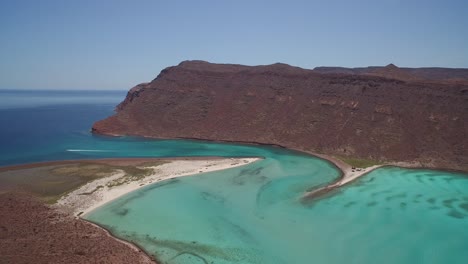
[87,160,468,263]
[86,147,341,264]
[1,90,467,264]
[300,167,468,264]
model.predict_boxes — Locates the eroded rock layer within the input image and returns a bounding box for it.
[93,61,468,171]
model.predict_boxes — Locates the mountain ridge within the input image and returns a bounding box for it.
[314,64,468,83]
[93,61,468,171]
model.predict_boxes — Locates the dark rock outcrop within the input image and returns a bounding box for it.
[93,61,468,171]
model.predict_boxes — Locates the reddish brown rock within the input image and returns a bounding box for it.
[0,192,155,264]
[314,63,468,83]
[93,61,468,171]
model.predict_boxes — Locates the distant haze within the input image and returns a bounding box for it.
[1,0,467,90]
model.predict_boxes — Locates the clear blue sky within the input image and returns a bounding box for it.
[1,0,467,90]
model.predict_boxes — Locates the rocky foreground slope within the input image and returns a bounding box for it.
[93,61,468,171]
[0,192,155,264]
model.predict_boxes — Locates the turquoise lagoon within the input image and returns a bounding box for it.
[1,90,467,264]
[86,153,468,264]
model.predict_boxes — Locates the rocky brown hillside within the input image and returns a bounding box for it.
[93,61,468,171]
[314,64,468,83]
[0,192,155,264]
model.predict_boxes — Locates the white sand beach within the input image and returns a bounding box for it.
[303,153,383,198]
[56,158,260,216]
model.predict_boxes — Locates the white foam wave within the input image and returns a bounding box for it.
[66,149,114,152]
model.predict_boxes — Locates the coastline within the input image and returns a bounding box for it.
[89,134,468,199]
[80,217,157,263]
[0,156,260,264]
[0,191,157,264]
[56,157,260,216]
[145,135,466,171]
[90,133,468,172]
[83,134,387,193]
[0,156,259,172]
[298,152,382,200]
[3,137,466,263]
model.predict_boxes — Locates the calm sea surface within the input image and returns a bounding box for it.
[1,90,467,264]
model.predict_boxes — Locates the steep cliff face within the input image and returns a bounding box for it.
[93,61,468,171]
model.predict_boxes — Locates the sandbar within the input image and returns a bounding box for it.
[56,158,260,216]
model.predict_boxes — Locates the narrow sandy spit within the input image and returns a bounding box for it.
[56,158,259,216]
[302,152,383,199]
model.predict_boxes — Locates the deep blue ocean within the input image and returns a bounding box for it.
[0,89,126,165]
[1,90,467,264]
[0,89,295,165]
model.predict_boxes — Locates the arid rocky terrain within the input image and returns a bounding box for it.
[314,64,468,83]
[93,61,468,171]
[0,192,155,264]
